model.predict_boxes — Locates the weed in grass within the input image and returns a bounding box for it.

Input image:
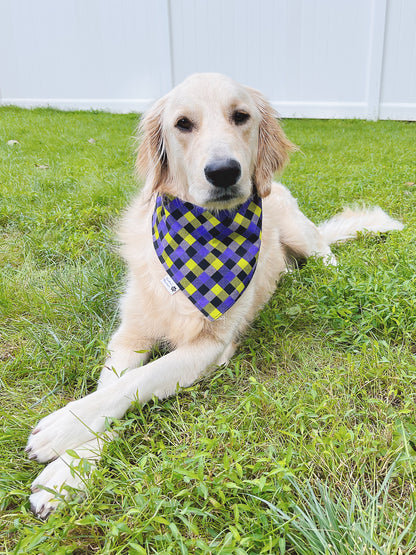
[256,459,416,554]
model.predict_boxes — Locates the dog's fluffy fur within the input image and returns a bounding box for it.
[26,73,403,518]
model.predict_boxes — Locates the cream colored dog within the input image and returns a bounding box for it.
[26,73,403,518]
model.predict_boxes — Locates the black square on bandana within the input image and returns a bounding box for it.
[198,282,210,296]
[236,245,247,257]
[198,258,210,271]
[186,245,198,258]
[224,258,236,270]
[224,282,235,295]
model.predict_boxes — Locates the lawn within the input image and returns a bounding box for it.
[0,107,415,554]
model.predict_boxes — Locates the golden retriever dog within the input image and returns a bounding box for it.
[26,73,403,518]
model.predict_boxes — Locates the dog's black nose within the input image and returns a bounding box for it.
[204,159,241,188]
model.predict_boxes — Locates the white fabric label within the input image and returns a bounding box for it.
[161,275,179,295]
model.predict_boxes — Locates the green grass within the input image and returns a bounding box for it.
[1,107,415,554]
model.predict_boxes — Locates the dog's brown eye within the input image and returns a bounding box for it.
[175,117,193,132]
[232,111,250,125]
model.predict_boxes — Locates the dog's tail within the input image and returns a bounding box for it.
[318,207,404,246]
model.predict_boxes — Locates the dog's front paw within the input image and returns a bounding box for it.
[29,453,94,519]
[26,397,107,463]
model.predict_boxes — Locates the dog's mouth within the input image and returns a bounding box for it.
[204,186,248,210]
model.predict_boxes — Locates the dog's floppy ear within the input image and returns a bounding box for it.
[136,96,168,196]
[248,87,297,198]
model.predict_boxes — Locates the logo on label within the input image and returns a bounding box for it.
[161,275,179,295]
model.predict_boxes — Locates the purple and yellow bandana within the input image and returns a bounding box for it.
[152,193,262,320]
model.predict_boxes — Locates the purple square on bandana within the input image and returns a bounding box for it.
[197,296,209,309]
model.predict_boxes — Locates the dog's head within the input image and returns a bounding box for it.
[136,73,296,209]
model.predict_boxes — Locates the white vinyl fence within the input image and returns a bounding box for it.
[0,0,415,120]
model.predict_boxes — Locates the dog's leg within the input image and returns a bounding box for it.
[28,313,156,517]
[272,184,336,265]
[27,337,229,517]
[26,336,229,463]
[29,432,114,519]
[98,328,152,388]
[27,323,148,518]
[283,218,337,266]
[98,281,158,388]
[216,341,238,366]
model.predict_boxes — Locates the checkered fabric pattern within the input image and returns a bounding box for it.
[152,193,262,320]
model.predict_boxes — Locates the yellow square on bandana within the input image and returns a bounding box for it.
[184,233,196,246]
[185,258,198,271]
[185,283,197,295]
[251,203,262,218]
[208,215,220,226]
[208,237,221,250]
[236,281,244,293]
[211,283,223,296]
[211,258,223,270]
[209,307,222,320]
[237,258,249,270]
[231,233,245,245]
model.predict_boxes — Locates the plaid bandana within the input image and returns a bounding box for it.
[152,193,262,320]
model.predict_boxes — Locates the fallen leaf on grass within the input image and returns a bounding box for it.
[88,138,96,144]
[405,182,415,186]
[35,164,49,170]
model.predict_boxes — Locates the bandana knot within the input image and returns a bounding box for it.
[152,194,262,320]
